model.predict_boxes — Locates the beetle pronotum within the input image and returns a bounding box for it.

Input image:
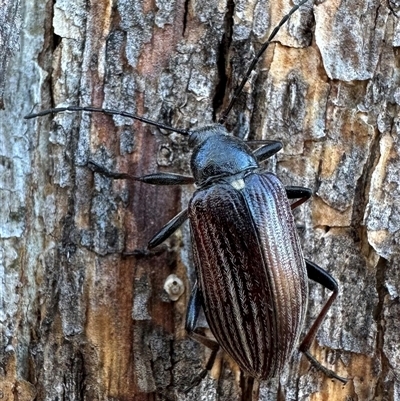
[26,0,348,395]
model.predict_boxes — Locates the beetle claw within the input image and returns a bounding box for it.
[122,245,168,259]
[303,351,349,384]
[182,369,208,394]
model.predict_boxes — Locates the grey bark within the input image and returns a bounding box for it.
[1,0,400,400]
[0,0,21,108]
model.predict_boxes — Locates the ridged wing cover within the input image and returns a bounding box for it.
[188,172,308,380]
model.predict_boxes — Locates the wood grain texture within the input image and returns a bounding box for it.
[1,0,399,399]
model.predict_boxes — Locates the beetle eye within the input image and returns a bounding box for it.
[188,132,202,148]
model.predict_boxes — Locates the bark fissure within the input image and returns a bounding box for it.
[373,257,392,400]
[212,0,235,121]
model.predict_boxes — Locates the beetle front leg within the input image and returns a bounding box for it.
[285,186,312,209]
[184,282,220,392]
[250,141,283,163]
[120,208,187,257]
[300,259,348,384]
[88,161,195,185]
[148,209,189,249]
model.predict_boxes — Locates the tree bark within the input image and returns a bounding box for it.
[0,0,21,108]
[1,0,400,400]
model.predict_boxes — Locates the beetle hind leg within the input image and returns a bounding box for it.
[183,282,220,393]
[300,259,348,384]
[302,350,348,384]
[182,345,220,394]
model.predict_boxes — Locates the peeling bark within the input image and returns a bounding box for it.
[1,0,400,400]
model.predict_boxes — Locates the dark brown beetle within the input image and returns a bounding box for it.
[25,0,347,391]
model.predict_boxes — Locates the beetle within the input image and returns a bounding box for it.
[25,0,347,392]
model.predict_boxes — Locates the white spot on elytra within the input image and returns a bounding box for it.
[231,179,245,191]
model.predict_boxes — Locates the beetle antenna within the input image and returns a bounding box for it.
[218,0,312,124]
[24,106,190,136]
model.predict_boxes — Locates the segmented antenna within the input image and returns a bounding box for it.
[25,0,311,133]
[24,106,190,136]
[218,0,312,124]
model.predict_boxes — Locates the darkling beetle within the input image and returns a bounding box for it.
[25,0,348,390]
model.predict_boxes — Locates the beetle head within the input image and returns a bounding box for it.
[189,124,258,186]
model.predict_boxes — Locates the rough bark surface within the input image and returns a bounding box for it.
[1,0,399,400]
[0,0,21,108]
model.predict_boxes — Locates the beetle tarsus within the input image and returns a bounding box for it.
[303,351,348,384]
[122,246,168,258]
[182,369,208,394]
[88,161,134,180]
[89,161,195,185]
[148,209,189,249]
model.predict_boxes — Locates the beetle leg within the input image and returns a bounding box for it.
[136,173,194,185]
[89,161,194,185]
[122,245,169,258]
[185,282,220,354]
[185,281,201,332]
[295,224,306,235]
[251,141,283,162]
[300,259,348,383]
[183,282,220,392]
[285,186,312,209]
[148,208,189,249]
